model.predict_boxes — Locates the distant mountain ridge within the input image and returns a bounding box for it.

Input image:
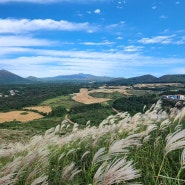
[40,73,113,82]
[1,70,185,84]
[107,74,185,85]
[0,70,29,84]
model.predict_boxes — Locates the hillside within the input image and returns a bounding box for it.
[0,70,29,84]
[159,74,185,83]
[107,74,185,85]
[1,100,185,184]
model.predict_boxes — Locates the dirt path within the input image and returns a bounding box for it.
[112,107,120,114]
[65,114,75,125]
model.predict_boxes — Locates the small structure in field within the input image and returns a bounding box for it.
[162,94,185,100]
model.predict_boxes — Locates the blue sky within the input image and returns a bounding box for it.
[0,0,185,78]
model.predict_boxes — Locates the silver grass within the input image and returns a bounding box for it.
[66,148,76,156]
[61,162,81,182]
[175,124,183,131]
[72,123,79,132]
[165,129,185,155]
[93,158,141,185]
[81,150,91,160]
[159,119,171,131]
[92,147,107,164]
[54,125,61,134]
[45,127,55,136]
[143,135,151,143]
[108,137,141,157]
[58,153,65,161]
[154,136,162,148]
[145,124,158,136]
[0,174,16,185]
[86,120,91,126]
[2,157,22,176]
[181,148,185,169]
[30,175,48,185]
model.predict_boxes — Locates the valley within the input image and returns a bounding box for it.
[1,81,185,184]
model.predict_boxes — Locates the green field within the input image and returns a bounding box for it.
[41,95,82,109]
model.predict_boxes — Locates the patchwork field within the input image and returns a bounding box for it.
[0,111,43,123]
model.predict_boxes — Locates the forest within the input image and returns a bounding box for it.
[0,83,84,112]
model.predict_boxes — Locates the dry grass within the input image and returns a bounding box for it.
[134,83,184,88]
[72,88,111,104]
[72,87,132,104]
[0,111,43,123]
[89,86,132,95]
[24,106,52,114]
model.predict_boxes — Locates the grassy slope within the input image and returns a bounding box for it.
[1,100,185,184]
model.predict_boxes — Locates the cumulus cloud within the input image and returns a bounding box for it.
[0,18,95,34]
[94,9,101,14]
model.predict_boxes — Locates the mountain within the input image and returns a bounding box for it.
[107,74,158,85]
[128,74,158,84]
[2,70,185,84]
[159,74,185,83]
[37,73,113,82]
[0,70,29,84]
[107,74,185,85]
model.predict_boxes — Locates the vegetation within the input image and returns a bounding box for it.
[1,100,185,184]
[69,103,115,125]
[0,83,83,112]
[113,94,158,115]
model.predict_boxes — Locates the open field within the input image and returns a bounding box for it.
[24,105,52,114]
[72,88,111,104]
[41,95,82,109]
[0,111,43,123]
[89,85,132,95]
[134,83,185,88]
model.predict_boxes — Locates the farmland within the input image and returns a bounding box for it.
[1,82,185,184]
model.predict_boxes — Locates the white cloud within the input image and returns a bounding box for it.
[1,46,185,78]
[0,36,56,47]
[138,35,175,44]
[94,9,101,14]
[80,41,114,46]
[0,18,95,34]
[152,5,157,10]
[116,36,123,40]
[124,45,143,52]
[160,15,168,19]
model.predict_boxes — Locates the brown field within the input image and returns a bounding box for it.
[134,83,184,88]
[0,111,43,123]
[89,86,132,95]
[24,105,52,114]
[72,88,111,104]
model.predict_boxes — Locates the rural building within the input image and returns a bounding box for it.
[162,94,185,100]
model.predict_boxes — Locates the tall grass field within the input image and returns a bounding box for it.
[1,100,185,184]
